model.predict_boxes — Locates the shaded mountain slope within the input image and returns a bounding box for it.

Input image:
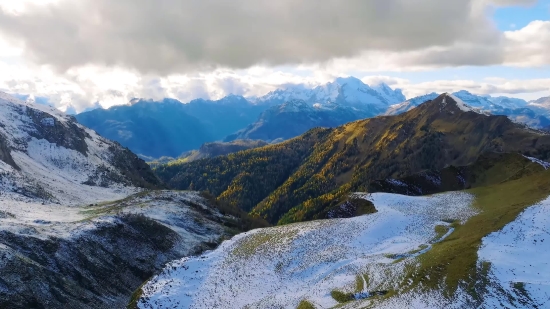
[0,191,267,309]
[368,152,547,196]
[156,93,550,225]
[225,99,364,142]
[147,139,269,168]
[183,95,268,139]
[75,100,214,158]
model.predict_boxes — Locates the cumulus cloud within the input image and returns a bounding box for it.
[0,0,506,74]
[504,21,550,67]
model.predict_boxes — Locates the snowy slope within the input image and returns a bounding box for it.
[478,196,550,308]
[0,91,159,206]
[138,192,477,309]
[0,190,236,309]
[447,93,490,114]
[138,189,550,309]
[385,92,439,115]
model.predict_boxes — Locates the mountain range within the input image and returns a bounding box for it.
[2,89,550,308]
[74,77,550,160]
[75,96,267,158]
[155,93,550,225]
[387,91,550,128]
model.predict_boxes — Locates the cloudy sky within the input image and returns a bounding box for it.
[0,0,549,112]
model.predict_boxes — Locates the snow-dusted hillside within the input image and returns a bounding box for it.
[0,91,159,206]
[138,187,550,309]
[478,196,550,308]
[138,192,477,309]
[385,91,550,128]
[0,190,240,309]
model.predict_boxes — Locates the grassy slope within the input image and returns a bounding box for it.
[399,165,550,301]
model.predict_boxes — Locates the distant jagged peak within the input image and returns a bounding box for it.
[529,96,550,109]
[256,76,406,107]
[372,82,407,103]
[432,92,491,115]
[278,99,311,112]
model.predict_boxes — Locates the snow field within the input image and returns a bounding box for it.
[139,192,477,309]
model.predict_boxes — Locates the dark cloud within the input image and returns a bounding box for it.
[0,0,526,74]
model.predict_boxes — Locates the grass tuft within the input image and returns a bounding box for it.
[296,300,316,309]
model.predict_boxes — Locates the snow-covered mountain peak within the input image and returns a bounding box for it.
[255,76,406,111]
[372,82,407,104]
[334,76,365,86]
[529,96,550,109]
[443,93,489,115]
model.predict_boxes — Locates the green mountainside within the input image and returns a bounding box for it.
[148,140,269,168]
[155,94,550,225]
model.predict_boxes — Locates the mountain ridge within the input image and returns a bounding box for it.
[156,93,550,225]
[0,92,161,205]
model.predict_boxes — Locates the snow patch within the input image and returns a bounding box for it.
[478,196,550,307]
[523,155,550,170]
[447,93,489,115]
[39,117,55,127]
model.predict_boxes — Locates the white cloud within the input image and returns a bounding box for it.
[504,20,550,67]
[366,76,550,100]
[0,0,507,74]
[0,0,547,110]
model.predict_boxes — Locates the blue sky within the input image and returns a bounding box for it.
[494,0,550,30]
